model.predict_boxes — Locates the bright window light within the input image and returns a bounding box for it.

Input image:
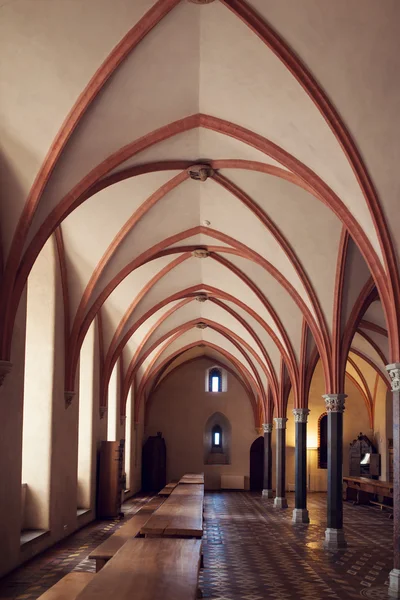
[211,376,219,392]
[214,432,220,446]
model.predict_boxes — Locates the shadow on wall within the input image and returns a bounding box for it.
[204,412,231,465]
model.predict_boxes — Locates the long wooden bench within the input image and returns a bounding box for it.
[180,473,204,485]
[159,482,178,496]
[370,500,394,517]
[343,476,393,505]
[89,496,166,571]
[76,538,202,600]
[141,484,204,538]
[89,512,151,571]
[38,572,95,600]
[139,496,165,513]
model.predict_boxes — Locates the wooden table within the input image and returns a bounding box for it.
[179,474,204,485]
[76,538,202,600]
[343,476,394,504]
[141,484,204,538]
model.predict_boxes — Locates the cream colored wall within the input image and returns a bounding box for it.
[22,239,56,531]
[107,360,120,442]
[123,386,144,499]
[124,387,133,491]
[77,321,96,510]
[145,358,257,490]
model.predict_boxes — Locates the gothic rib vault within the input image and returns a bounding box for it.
[0,0,398,426]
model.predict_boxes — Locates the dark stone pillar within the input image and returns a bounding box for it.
[323,394,347,549]
[262,423,273,498]
[292,408,310,524]
[386,364,400,598]
[274,417,288,508]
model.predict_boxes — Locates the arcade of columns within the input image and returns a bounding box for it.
[261,367,400,596]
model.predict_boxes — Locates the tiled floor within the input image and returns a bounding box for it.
[201,492,393,599]
[0,492,394,600]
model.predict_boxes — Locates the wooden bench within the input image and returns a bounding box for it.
[38,572,95,600]
[180,474,204,485]
[89,512,152,571]
[343,476,393,505]
[76,538,202,600]
[370,500,394,517]
[141,484,204,538]
[88,495,166,572]
[139,496,165,513]
[159,482,178,496]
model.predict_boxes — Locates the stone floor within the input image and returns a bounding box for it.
[0,492,394,600]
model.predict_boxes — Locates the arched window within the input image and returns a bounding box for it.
[212,425,222,449]
[209,367,222,392]
[318,413,328,469]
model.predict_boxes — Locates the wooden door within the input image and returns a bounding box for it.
[250,437,264,491]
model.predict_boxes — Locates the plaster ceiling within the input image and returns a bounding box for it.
[0,0,397,422]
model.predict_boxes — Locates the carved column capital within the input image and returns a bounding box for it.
[274,417,288,429]
[323,394,347,413]
[292,408,310,423]
[0,360,12,387]
[263,423,273,434]
[65,391,75,409]
[386,363,400,392]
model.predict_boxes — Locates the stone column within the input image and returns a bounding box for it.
[386,364,400,598]
[323,393,347,549]
[262,423,273,498]
[292,408,310,524]
[274,417,288,508]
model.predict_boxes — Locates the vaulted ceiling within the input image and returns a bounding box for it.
[1,0,399,423]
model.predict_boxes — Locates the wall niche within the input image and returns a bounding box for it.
[204,412,231,465]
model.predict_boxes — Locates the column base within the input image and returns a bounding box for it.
[323,528,347,550]
[262,489,274,498]
[388,569,400,598]
[292,508,309,524]
[274,497,288,509]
